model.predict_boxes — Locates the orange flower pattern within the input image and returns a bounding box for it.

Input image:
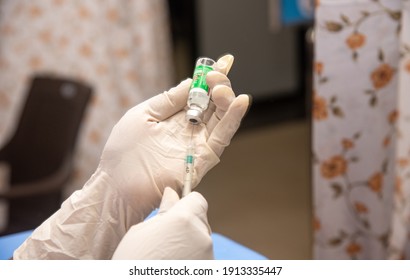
[354,202,368,214]
[320,155,347,179]
[388,110,399,124]
[383,136,391,148]
[313,0,409,260]
[346,242,362,258]
[342,139,354,150]
[313,95,328,120]
[315,61,324,75]
[346,32,366,50]
[395,176,403,199]
[367,172,383,193]
[371,63,395,89]
[398,158,409,168]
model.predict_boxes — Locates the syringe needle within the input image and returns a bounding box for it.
[190,123,194,142]
[183,125,195,197]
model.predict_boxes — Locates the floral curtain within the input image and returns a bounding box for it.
[0,0,173,197]
[313,0,410,259]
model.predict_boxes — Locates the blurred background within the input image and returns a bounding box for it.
[172,0,313,260]
[0,0,314,259]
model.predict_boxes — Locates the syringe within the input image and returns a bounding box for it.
[183,57,214,196]
[182,125,195,197]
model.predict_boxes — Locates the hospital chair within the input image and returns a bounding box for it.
[0,75,93,236]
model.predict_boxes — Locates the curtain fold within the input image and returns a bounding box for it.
[313,0,410,259]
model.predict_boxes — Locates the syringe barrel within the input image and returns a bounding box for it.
[183,145,195,197]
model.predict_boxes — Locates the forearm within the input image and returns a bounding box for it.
[13,169,158,259]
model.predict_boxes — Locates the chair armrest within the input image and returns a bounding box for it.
[0,156,72,200]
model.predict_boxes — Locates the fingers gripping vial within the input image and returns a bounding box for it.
[186,57,216,125]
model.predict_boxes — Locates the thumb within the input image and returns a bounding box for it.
[172,192,211,234]
[146,78,191,122]
[172,192,209,219]
[158,187,180,214]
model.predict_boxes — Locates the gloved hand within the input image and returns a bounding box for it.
[100,54,249,214]
[112,187,213,260]
[13,54,250,259]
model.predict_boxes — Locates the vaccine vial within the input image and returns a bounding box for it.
[186,57,216,124]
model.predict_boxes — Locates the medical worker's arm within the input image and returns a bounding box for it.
[13,54,249,259]
[112,187,213,260]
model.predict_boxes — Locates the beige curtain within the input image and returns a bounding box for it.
[0,0,173,197]
[313,0,410,259]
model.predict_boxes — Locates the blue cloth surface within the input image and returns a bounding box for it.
[0,230,267,260]
[0,209,267,260]
[0,230,33,260]
[212,233,267,260]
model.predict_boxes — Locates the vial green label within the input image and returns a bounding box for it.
[190,65,213,93]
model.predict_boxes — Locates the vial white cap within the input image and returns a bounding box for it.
[186,107,203,125]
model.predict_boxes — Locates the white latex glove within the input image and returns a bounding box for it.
[13,54,249,259]
[112,187,213,260]
[101,54,247,204]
